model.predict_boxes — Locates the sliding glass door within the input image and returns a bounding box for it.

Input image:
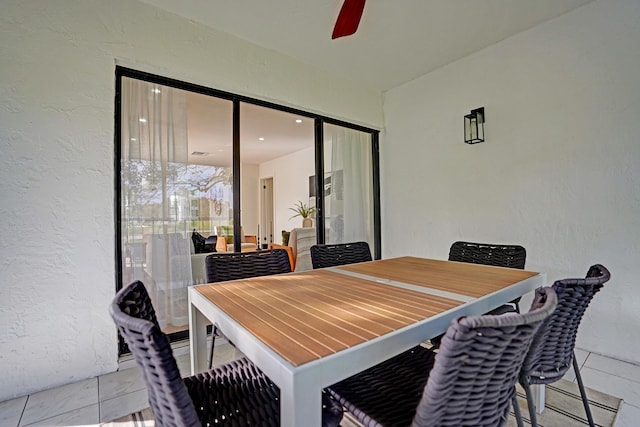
[322,124,375,249]
[115,67,380,352]
[239,102,315,248]
[119,77,234,336]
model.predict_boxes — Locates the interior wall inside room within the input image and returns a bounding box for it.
[241,164,260,237]
[0,0,382,401]
[381,0,640,363]
[259,146,316,243]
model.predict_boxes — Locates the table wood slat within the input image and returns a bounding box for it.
[195,269,462,366]
[338,256,538,298]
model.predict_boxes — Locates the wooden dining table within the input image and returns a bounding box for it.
[188,256,545,427]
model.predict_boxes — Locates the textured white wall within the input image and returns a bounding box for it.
[0,0,382,400]
[241,164,260,237]
[382,0,640,363]
[259,146,316,241]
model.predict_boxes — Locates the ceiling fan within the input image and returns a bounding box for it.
[332,0,366,39]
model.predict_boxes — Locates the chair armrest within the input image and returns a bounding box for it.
[216,236,228,252]
[269,243,294,271]
[245,235,258,245]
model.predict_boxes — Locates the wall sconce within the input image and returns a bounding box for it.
[464,107,485,144]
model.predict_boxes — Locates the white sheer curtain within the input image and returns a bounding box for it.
[120,77,192,330]
[325,125,374,248]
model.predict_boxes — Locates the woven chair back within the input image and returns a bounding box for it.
[310,241,372,269]
[109,281,200,427]
[448,241,526,269]
[412,287,557,427]
[205,248,291,283]
[521,264,611,384]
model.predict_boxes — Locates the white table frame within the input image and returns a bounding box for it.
[189,263,545,427]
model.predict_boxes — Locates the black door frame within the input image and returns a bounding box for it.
[114,66,381,353]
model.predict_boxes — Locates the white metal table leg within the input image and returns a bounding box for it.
[532,384,546,413]
[188,292,208,375]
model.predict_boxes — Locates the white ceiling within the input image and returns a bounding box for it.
[140,0,593,91]
[140,0,593,166]
[185,92,315,166]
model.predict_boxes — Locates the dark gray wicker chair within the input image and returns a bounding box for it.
[109,280,343,427]
[428,240,528,349]
[449,241,527,313]
[205,249,292,367]
[519,264,611,427]
[310,241,372,269]
[327,286,557,427]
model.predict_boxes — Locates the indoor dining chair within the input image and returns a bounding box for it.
[205,249,291,367]
[519,264,611,427]
[327,286,557,427]
[110,280,343,427]
[310,241,372,269]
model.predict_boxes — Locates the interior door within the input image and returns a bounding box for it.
[260,177,274,247]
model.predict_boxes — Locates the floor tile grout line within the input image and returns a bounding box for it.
[97,375,101,423]
[581,363,640,386]
[19,402,99,427]
[580,351,591,371]
[623,401,640,410]
[17,395,28,427]
[16,378,102,427]
[98,388,149,423]
[583,351,640,370]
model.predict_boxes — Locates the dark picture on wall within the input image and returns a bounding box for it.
[309,170,343,200]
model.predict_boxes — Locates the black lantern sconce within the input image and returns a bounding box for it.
[464,107,485,144]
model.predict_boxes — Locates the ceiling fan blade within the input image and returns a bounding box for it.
[332,0,366,39]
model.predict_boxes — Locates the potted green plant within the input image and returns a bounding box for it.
[289,200,316,228]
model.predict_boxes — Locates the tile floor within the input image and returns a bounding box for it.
[1,343,640,426]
